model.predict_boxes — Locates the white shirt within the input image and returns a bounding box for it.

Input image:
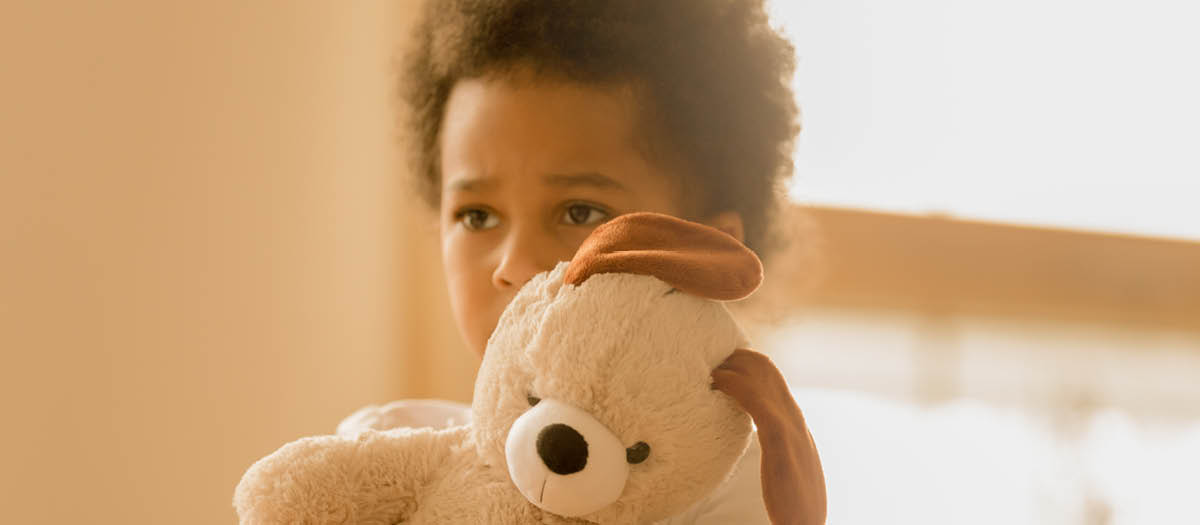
[338,399,770,524]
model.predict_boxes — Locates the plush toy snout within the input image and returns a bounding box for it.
[505,398,631,517]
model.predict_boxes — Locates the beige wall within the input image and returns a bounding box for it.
[0,2,472,523]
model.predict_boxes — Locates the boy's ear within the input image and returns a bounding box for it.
[702,211,745,244]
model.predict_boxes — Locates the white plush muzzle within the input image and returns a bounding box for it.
[505,398,630,517]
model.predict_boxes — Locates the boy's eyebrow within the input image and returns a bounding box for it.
[543,172,628,192]
[445,176,497,193]
[445,172,629,193]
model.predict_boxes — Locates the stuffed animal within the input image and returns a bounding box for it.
[234,212,765,524]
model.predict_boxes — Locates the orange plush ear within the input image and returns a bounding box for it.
[564,212,762,301]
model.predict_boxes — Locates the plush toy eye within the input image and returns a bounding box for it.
[626,442,651,464]
[527,395,541,407]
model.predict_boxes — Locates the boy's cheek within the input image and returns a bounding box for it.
[441,260,504,356]
[438,242,481,343]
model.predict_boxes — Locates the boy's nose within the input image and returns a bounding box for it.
[492,230,551,289]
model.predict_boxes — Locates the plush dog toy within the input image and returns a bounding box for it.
[234,212,765,524]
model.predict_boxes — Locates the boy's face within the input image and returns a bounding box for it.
[438,72,690,357]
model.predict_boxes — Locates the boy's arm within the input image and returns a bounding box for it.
[711,349,827,525]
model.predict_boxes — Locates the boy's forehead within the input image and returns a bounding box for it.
[438,73,689,195]
[441,72,642,149]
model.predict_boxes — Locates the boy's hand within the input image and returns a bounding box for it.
[712,349,827,525]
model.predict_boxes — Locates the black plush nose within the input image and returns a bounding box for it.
[536,423,589,475]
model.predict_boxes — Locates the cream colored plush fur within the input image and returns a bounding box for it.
[234,261,753,524]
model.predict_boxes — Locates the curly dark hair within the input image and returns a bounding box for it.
[400,0,799,257]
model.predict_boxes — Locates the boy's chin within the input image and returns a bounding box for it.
[468,327,490,358]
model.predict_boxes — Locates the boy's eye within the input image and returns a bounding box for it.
[455,208,500,231]
[561,203,610,226]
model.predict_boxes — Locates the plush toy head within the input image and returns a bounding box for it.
[233,212,764,525]
[470,212,762,523]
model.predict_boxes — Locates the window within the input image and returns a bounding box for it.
[770,0,1200,240]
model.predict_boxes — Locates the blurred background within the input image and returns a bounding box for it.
[1,1,1196,524]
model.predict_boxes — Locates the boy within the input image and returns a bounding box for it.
[342,1,827,523]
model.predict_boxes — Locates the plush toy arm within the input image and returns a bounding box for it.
[234,428,447,525]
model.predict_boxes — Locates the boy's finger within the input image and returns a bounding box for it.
[711,369,753,397]
[710,369,735,390]
[717,348,757,369]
